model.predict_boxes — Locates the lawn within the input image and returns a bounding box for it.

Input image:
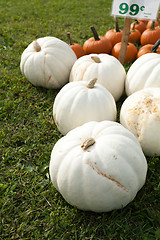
[0,0,160,239]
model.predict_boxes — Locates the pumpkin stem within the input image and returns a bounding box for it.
[90,26,100,41]
[86,78,97,88]
[135,19,139,24]
[114,16,120,32]
[91,55,101,63]
[130,21,136,32]
[151,38,160,52]
[67,32,74,45]
[33,40,41,52]
[150,20,155,30]
[157,11,160,25]
[81,138,95,150]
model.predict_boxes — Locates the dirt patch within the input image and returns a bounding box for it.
[86,160,128,192]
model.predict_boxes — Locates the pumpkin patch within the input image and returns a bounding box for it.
[19,14,160,214]
[2,1,160,237]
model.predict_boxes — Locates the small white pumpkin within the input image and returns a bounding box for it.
[49,121,147,212]
[125,53,160,96]
[20,36,77,88]
[69,54,126,101]
[53,78,117,135]
[120,87,160,156]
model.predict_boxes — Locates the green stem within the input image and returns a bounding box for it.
[131,22,136,32]
[150,21,155,30]
[151,38,160,52]
[90,26,100,41]
[135,19,139,24]
[157,11,160,25]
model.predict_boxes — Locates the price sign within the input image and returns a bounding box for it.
[112,0,160,20]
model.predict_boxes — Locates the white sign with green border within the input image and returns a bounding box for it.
[112,0,160,20]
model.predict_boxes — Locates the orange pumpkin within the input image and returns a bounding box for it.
[137,39,160,58]
[83,26,112,54]
[146,20,159,29]
[111,42,138,63]
[130,20,146,34]
[105,16,123,47]
[67,32,85,59]
[138,19,149,26]
[128,22,141,43]
[140,21,160,45]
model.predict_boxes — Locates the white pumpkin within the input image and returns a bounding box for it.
[120,87,160,156]
[53,78,117,135]
[125,53,160,96]
[69,54,126,101]
[49,121,147,212]
[20,36,77,88]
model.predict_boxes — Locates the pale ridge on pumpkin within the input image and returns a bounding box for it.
[125,53,160,96]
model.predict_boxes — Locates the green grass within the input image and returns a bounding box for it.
[0,0,160,239]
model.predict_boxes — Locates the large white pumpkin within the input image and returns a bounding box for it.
[120,87,160,156]
[49,121,147,212]
[125,53,160,96]
[20,36,77,88]
[69,54,126,101]
[53,78,117,135]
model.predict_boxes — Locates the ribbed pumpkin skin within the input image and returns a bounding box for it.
[128,29,141,43]
[130,21,146,33]
[83,36,112,54]
[111,42,137,63]
[104,29,123,46]
[137,44,160,58]
[69,53,126,101]
[146,20,159,29]
[20,36,77,89]
[49,121,147,212]
[70,43,85,59]
[140,28,160,45]
[125,53,160,96]
[138,19,149,26]
[53,81,117,135]
[120,88,160,156]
